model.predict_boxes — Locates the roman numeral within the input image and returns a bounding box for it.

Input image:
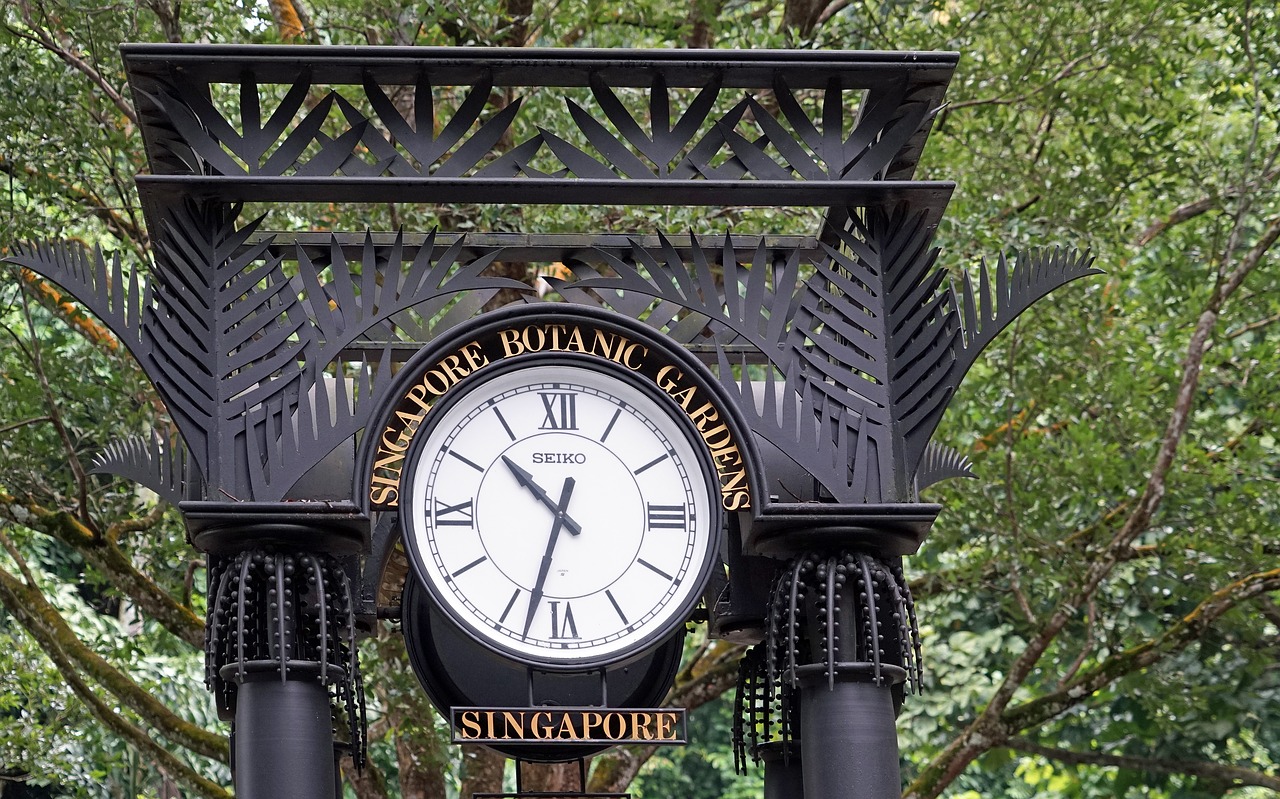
[647,503,686,530]
[539,392,578,430]
[549,601,579,639]
[433,497,474,527]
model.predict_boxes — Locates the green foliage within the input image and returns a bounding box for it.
[633,691,764,799]
[2,0,1278,797]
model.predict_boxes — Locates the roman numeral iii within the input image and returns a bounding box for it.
[647,503,686,529]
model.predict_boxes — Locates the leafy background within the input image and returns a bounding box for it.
[1,0,1278,798]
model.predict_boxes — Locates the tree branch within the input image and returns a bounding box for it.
[908,569,1280,798]
[942,52,1106,113]
[19,286,94,533]
[0,415,53,437]
[907,199,1280,799]
[0,155,149,254]
[2,493,205,647]
[1134,167,1280,248]
[9,4,138,127]
[0,546,228,763]
[1003,568,1280,732]
[1007,738,1280,791]
[10,4,139,126]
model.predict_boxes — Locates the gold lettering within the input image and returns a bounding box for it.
[421,368,453,395]
[373,450,406,475]
[546,324,566,350]
[499,328,524,357]
[724,490,750,510]
[369,485,398,506]
[620,342,646,370]
[522,324,547,353]
[700,422,734,451]
[405,383,434,413]
[459,711,482,740]
[633,712,654,740]
[394,409,424,429]
[720,468,748,493]
[602,713,626,739]
[436,354,469,386]
[582,712,604,740]
[555,713,580,740]
[670,384,697,409]
[656,713,678,741]
[655,365,681,393]
[501,711,524,739]
[369,473,400,488]
[712,443,742,470]
[590,329,618,359]
[531,712,552,739]
[689,402,718,429]
[461,340,488,372]
[565,325,588,353]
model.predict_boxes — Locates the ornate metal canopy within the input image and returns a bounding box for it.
[5,44,1097,799]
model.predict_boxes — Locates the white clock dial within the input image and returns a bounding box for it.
[401,362,717,667]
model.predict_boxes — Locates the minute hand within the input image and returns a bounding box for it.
[523,476,576,639]
[501,456,583,536]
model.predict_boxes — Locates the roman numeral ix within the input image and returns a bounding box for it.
[433,497,474,527]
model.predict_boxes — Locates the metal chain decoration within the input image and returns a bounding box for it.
[207,550,366,766]
[734,551,921,769]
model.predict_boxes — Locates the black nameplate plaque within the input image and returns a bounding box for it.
[451,707,687,746]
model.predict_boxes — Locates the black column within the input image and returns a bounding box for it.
[205,543,365,798]
[738,551,921,799]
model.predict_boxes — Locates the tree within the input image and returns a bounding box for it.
[1,0,1277,797]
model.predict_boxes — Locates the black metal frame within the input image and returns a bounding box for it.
[3,44,1097,799]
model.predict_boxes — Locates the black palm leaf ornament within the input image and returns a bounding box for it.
[547,207,1098,504]
[6,204,530,503]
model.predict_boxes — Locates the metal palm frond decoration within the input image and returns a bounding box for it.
[5,203,532,502]
[915,441,974,493]
[90,434,202,507]
[6,241,148,363]
[544,207,1098,502]
[952,247,1100,376]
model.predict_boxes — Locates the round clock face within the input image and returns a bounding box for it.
[401,359,718,668]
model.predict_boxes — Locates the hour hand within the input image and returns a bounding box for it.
[501,456,582,536]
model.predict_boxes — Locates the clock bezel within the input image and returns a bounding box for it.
[398,351,724,671]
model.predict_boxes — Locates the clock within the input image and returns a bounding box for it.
[399,354,720,669]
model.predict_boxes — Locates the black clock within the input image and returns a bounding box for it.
[399,354,721,670]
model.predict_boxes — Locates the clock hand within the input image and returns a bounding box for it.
[501,455,582,536]
[522,476,576,640]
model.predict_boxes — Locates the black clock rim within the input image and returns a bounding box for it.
[398,351,724,672]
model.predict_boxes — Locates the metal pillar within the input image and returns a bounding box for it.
[798,674,900,799]
[756,742,805,799]
[201,525,366,799]
[233,677,336,796]
[735,550,920,799]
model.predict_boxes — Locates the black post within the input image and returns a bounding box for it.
[233,677,336,797]
[798,675,900,799]
[757,742,805,799]
[201,523,366,799]
[737,551,920,799]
